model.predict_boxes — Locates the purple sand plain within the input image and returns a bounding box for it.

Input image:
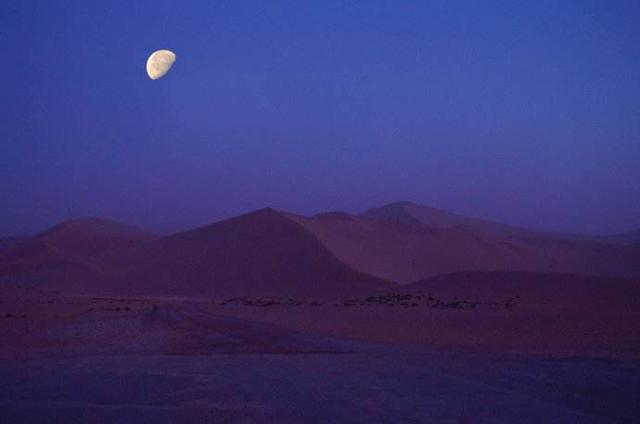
[1,301,639,423]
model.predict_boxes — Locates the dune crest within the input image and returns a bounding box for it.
[292,203,640,283]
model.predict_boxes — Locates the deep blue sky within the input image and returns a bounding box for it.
[1,0,639,235]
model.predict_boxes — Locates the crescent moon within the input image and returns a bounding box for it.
[146,50,176,80]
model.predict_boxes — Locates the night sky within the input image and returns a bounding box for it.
[2,1,639,235]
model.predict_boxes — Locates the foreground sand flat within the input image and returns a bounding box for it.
[1,291,639,422]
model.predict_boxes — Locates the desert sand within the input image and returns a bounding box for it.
[290,205,640,283]
[1,203,639,422]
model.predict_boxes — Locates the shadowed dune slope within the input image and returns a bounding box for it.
[290,210,640,283]
[119,208,393,299]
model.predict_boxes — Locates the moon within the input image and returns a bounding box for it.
[146,49,176,80]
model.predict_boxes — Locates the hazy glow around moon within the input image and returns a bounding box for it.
[146,50,176,80]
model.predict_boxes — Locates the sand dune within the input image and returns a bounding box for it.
[362,201,637,243]
[1,209,639,422]
[602,228,640,245]
[291,206,640,283]
[2,204,639,299]
[0,237,28,253]
[362,201,553,237]
[0,211,391,298]
[120,208,392,298]
[0,218,157,292]
[0,218,156,264]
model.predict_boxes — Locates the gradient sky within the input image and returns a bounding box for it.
[1,0,639,235]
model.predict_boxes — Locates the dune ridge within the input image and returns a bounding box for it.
[1,202,639,298]
[292,204,640,283]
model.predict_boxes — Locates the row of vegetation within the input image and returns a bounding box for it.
[214,293,520,310]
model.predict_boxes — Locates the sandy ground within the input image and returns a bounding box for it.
[3,352,637,423]
[212,303,640,360]
[1,289,639,422]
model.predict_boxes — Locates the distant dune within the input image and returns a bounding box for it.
[4,217,157,261]
[0,209,391,298]
[0,218,158,292]
[291,203,640,283]
[601,229,640,245]
[1,203,639,298]
[361,201,527,235]
[120,208,392,299]
[362,201,612,241]
[0,237,29,253]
